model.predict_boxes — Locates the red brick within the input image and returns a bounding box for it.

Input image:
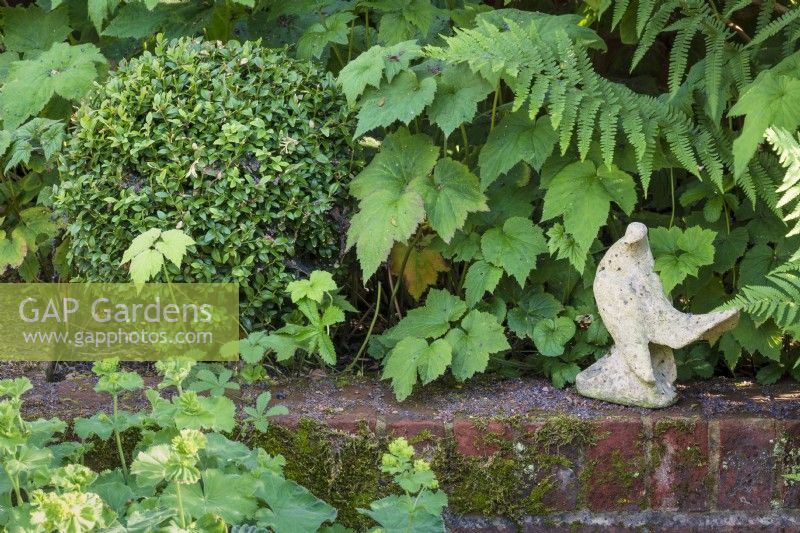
[386,419,444,441]
[717,418,776,510]
[585,418,647,511]
[453,419,511,457]
[325,413,376,434]
[650,418,710,511]
[777,420,800,509]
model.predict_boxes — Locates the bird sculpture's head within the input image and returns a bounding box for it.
[621,222,648,246]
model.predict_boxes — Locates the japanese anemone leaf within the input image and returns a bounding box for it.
[411,157,488,243]
[446,310,510,381]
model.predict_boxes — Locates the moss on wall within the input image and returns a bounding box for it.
[248,419,389,530]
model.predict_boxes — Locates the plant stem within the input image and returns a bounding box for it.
[348,282,382,372]
[332,44,346,69]
[10,474,22,505]
[386,267,402,319]
[175,481,186,528]
[112,394,129,481]
[457,263,468,295]
[459,124,470,158]
[723,202,731,234]
[389,233,421,319]
[347,15,356,61]
[669,168,676,228]
[490,84,500,131]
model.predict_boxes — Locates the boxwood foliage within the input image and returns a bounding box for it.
[54,36,357,328]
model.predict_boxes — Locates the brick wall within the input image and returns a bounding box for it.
[273,412,800,514]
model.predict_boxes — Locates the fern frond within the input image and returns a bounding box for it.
[724,0,755,18]
[696,130,725,190]
[425,11,701,184]
[766,126,800,236]
[728,262,800,330]
[622,107,646,160]
[704,24,728,122]
[631,1,680,70]
[636,120,658,192]
[558,89,583,155]
[737,169,758,205]
[599,104,621,167]
[526,76,551,119]
[511,66,534,112]
[668,19,700,94]
[665,129,699,175]
[729,46,752,90]
[636,0,659,37]
[785,22,800,56]
[611,0,631,29]
[750,153,783,217]
[748,5,800,48]
[577,98,602,161]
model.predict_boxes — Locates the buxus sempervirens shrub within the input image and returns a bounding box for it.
[54,36,358,328]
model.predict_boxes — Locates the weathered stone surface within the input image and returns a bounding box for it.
[324,411,377,433]
[576,222,739,408]
[515,510,800,533]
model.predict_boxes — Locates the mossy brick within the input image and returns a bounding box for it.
[453,418,512,457]
[522,417,596,511]
[717,418,776,511]
[651,417,710,511]
[776,419,800,509]
[248,418,386,530]
[584,418,648,511]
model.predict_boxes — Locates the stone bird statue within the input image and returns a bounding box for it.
[575,222,739,408]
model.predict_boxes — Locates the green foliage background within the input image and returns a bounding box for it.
[2,0,800,396]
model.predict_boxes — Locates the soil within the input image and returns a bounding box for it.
[3,361,799,422]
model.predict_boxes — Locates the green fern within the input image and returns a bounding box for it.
[728,262,800,330]
[747,2,800,48]
[766,126,800,236]
[667,16,701,94]
[425,11,705,190]
[620,0,799,207]
[631,1,681,70]
[611,0,630,29]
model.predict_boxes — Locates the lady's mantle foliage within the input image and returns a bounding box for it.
[0,368,448,532]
